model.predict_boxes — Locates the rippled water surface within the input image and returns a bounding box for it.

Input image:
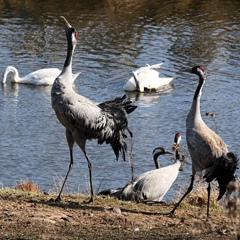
[0,0,240,201]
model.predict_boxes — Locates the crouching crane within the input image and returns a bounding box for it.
[99,133,182,203]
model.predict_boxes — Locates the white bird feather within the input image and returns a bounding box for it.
[124,63,174,92]
[2,66,80,85]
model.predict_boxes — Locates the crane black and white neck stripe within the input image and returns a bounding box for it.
[168,66,238,217]
[51,16,137,203]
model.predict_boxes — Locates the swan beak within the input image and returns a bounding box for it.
[60,16,72,29]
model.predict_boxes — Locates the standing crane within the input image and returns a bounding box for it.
[51,17,137,203]
[168,66,238,217]
[99,133,182,203]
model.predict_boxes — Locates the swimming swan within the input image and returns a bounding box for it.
[124,63,174,92]
[2,66,81,85]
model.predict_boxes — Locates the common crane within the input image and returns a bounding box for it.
[99,133,182,203]
[51,17,137,203]
[168,66,238,217]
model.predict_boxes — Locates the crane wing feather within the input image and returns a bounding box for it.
[133,163,180,202]
[187,126,228,170]
[53,92,136,161]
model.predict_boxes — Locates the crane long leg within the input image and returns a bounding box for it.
[55,149,74,202]
[167,174,195,216]
[84,152,94,203]
[207,182,211,217]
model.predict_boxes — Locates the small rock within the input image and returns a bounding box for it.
[112,207,121,215]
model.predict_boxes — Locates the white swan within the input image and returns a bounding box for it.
[123,63,174,92]
[2,66,81,85]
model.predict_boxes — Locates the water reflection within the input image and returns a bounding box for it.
[125,84,174,105]
[2,83,20,97]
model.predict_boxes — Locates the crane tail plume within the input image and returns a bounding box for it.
[127,128,133,138]
[98,94,137,115]
[204,152,239,200]
[97,94,137,161]
[111,132,128,161]
[120,94,138,114]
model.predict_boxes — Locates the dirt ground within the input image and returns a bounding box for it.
[0,188,239,240]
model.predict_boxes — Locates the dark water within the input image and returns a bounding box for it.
[0,0,240,201]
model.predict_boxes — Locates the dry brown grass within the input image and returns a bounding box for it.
[187,176,220,208]
[224,181,240,239]
[176,176,240,239]
[174,175,221,209]
[0,187,237,240]
[14,180,42,194]
[1,179,240,240]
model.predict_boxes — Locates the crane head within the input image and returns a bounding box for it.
[152,147,174,169]
[60,16,79,42]
[152,147,174,156]
[172,132,182,152]
[191,66,207,78]
[174,133,182,145]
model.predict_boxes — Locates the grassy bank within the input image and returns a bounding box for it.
[0,182,239,240]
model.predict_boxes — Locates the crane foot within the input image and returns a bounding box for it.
[164,211,176,217]
[55,195,62,203]
[86,195,94,203]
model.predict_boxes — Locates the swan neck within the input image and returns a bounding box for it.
[132,71,143,92]
[2,67,20,83]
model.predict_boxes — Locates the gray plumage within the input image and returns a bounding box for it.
[121,147,175,202]
[168,66,238,217]
[51,17,137,202]
[99,133,182,203]
[134,133,182,203]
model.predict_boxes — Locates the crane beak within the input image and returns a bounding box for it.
[180,68,194,74]
[165,150,174,155]
[60,16,72,29]
[178,67,189,72]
